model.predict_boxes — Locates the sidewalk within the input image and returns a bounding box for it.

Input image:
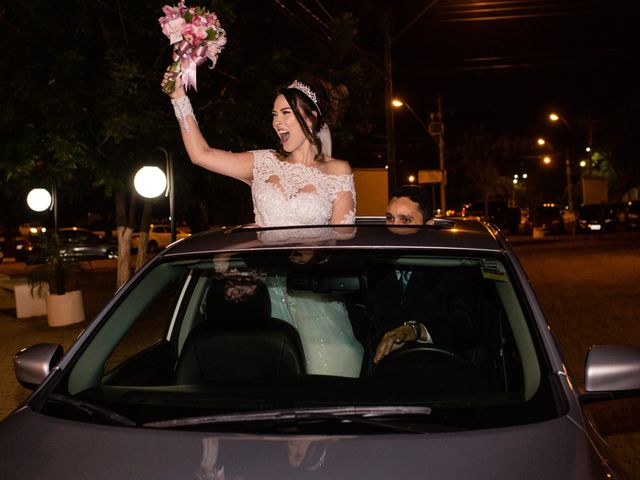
[0,259,119,419]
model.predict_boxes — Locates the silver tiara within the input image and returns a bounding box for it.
[288,80,321,113]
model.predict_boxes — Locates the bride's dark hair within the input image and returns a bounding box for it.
[276,78,330,162]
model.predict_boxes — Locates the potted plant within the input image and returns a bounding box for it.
[28,233,86,327]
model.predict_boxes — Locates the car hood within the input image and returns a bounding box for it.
[0,408,611,479]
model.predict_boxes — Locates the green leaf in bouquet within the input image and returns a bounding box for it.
[206,29,219,41]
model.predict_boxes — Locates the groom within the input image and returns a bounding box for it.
[367,185,479,365]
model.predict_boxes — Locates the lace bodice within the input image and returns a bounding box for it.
[251,150,356,228]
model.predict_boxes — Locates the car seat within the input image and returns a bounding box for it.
[174,277,306,384]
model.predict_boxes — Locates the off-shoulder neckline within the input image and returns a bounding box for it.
[257,150,353,178]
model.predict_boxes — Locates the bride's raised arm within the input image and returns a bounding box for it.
[163,76,254,185]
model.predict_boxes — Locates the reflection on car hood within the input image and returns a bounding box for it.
[0,409,610,479]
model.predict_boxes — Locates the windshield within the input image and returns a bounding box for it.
[42,249,559,431]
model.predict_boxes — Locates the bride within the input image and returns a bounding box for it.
[162,75,363,377]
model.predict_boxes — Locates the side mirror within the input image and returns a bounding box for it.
[581,345,640,404]
[14,343,64,390]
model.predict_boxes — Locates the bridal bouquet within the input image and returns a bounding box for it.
[215,269,266,303]
[159,1,227,94]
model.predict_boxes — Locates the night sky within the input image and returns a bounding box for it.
[341,0,637,168]
[393,0,634,128]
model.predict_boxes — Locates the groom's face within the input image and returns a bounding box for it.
[386,196,425,235]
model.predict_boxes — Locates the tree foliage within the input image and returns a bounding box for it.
[447,126,531,208]
[1,0,381,285]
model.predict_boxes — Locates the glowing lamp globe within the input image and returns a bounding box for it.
[134,166,167,199]
[27,188,52,212]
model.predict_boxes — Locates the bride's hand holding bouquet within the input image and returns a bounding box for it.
[159,0,226,95]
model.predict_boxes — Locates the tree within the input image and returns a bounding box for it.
[0,0,93,252]
[448,126,529,213]
[1,0,382,287]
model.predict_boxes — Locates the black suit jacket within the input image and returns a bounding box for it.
[365,265,479,351]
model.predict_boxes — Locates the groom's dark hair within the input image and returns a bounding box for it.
[389,185,431,220]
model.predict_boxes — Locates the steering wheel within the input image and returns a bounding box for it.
[371,345,492,393]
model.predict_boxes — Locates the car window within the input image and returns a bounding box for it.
[102,276,182,377]
[59,250,558,430]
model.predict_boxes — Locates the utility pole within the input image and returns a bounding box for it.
[586,121,594,177]
[383,12,397,193]
[428,95,446,213]
[565,148,573,212]
[383,2,440,196]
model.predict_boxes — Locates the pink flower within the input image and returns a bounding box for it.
[205,37,226,66]
[160,1,185,21]
[206,13,220,28]
[181,23,196,43]
[193,25,209,43]
[191,15,206,27]
[160,17,186,44]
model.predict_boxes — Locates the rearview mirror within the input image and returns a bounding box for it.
[287,273,361,293]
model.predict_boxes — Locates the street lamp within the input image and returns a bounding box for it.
[26,188,52,212]
[536,138,573,211]
[26,184,58,234]
[392,97,447,213]
[548,112,593,174]
[133,147,175,242]
[383,2,441,192]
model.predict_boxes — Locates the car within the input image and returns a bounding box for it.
[15,227,118,263]
[18,223,47,237]
[1,219,638,479]
[610,200,640,231]
[131,223,191,252]
[530,205,565,234]
[626,201,640,229]
[577,203,617,232]
[463,200,521,234]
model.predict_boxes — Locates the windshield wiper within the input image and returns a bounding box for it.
[47,393,136,426]
[143,405,431,431]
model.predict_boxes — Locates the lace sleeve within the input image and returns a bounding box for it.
[330,174,356,225]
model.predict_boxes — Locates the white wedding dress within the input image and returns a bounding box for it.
[250,150,363,377]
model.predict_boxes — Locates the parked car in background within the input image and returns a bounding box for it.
[610,200,640,230]
[15,227,118,264]
[18,223,47,237]
[131,224,191,253]
[1,219,637,479]
[577,203,617,233]
[530,204,565,234]
[626,201,640,229]
[464,200,521,234]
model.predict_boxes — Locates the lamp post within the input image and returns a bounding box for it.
[26,184,58,235]
[133,147,175,243]
[383,1,441,193]
[536,138,573,212]
[512,173,527,207]
[392,97,446,213]
[549,112,594,176]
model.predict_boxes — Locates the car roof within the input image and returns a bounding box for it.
[161,217,507,257]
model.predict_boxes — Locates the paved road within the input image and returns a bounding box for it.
[510,231,640,478]
[0,233,639,477]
